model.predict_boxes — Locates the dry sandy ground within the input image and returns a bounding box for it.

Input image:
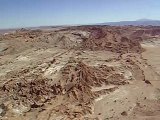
[93,40,160,120]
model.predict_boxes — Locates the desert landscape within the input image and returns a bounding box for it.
[0,25,160,120]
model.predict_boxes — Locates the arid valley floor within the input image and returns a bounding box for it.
[0,26,160,120]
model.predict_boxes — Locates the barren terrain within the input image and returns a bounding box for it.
[0,26,160,120]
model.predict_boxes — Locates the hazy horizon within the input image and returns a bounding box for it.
[1,0,160,29]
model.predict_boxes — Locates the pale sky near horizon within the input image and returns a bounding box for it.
[0,0,160,29]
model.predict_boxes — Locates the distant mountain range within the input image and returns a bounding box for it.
[1,19,160,33]
[100,19,160,26]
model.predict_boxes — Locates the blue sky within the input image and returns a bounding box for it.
[0,0,160,29]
